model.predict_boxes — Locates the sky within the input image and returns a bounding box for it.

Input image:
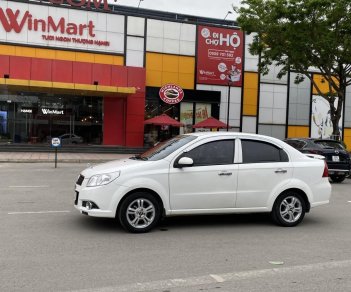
[110,0,241,20]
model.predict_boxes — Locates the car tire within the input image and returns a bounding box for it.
[271,192,306,227]
[118,192,161,233]
[330,175,346,183]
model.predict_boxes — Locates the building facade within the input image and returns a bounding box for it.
[1,0,350,149]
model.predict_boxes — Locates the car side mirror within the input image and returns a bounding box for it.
[176,157,194,168]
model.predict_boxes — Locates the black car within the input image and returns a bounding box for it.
[284,138,351,183]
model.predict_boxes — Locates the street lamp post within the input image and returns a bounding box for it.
[226,82,231,131]
[226,71,235,132]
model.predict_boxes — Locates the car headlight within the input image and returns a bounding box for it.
[86,171,120,187]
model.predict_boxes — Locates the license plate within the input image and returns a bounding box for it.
[332,155,340,162]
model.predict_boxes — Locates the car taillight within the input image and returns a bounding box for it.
[322,161,329,177]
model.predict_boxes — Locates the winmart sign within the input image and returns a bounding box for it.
[0,1,125,53]
[41,108,64,115]
[48,0,110,11]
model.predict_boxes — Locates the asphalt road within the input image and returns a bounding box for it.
[0,163,350,292]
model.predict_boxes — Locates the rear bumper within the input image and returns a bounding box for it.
[328,169,350,176]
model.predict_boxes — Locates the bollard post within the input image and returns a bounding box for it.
[51,137,61,168]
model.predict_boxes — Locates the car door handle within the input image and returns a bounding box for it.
[218,172,232,176]
[275,169,287,174]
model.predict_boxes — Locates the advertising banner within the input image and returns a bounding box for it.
[311,95,343,139]
[197,25,244,86]
[0,1,124,53]
[180,102,193,134]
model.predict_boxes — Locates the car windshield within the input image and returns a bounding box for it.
[314,140,345,150]
[131,135,197,161]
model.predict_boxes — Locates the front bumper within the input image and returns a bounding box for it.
[74,180,128,218]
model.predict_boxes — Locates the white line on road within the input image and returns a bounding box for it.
[348,201,351,203]
[210,274,225,283]
[8,185,50,188]
[69,259,351,292]
[8,211,70,215]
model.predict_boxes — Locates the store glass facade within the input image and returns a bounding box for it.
[144,87,220,146]
[0,93,103,144]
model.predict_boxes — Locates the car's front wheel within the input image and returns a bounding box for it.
[330,174,346,183]
[118,192,161,233]
[271,192,306,227]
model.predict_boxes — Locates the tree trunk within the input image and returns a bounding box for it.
[329,88,345,141]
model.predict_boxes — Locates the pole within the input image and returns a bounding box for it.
[226,83,231,132]
[55,148,57,168]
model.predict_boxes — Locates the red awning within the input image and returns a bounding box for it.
[193,117,228,129]
[144,114,184,127]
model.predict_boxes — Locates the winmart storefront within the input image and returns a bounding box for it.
[0,93,103,144]
[0,0,146,147]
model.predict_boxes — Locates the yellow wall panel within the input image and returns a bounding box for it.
[146,70,162,87]
[35,49,56,59]
[15,46,36,57]
[76,52,95,63]
[178,73,194,90]
[145,53,195,88]
[146,53,162,71]
[0,45,16,55]
[243,72,258,116]
[179,56,195,74]
[312,74,338,95]
[244,105,257,116]
[112,56,124,65]
[94,54,114,65]
[343,128,351,151]
[287,126,309,138]
[162,72,179,84]
[162,55,179,73]
[55,50,77,61]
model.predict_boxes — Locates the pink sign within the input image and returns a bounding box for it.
[197,25,244,86]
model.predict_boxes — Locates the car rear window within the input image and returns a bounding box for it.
[314,140,345,150]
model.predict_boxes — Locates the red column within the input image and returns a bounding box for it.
[103,97,125,145]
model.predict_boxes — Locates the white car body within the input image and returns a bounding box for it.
[74,132,331,231]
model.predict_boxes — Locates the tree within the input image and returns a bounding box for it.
[235,0,351,139]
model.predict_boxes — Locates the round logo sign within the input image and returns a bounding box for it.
[159,84,184,105]
[51,137,61,147]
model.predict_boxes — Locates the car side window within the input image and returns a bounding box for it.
[180,140,235,166]
[242,139,289,163]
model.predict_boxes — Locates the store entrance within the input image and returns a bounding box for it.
[0,93,103,145]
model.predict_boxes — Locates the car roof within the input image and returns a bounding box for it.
[285,137,341,143]
[184,132,287,147]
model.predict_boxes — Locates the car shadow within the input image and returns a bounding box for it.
[71,212,328,234]
[159,213,273,230]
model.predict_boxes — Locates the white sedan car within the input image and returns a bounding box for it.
[74,132,331,233]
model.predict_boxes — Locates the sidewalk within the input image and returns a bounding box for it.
[0,152,133,163]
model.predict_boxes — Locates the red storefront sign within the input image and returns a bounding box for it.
[197,25,244,86]
[159,84,184,104]
[49,0,110,11]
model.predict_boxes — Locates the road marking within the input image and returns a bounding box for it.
[70,259,351,292]
[348,201,351,203]
[8,185,50,188]
[210,274,225,283]
[8,210,70,215]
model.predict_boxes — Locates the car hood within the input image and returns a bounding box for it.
[81,157,146,178]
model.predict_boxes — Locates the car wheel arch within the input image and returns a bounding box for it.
[274,188,311,213]
[115,188,165,218]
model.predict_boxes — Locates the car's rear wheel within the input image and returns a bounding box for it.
[118,192,161,233]
[271,192,306,227]
[330,174,346,183]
